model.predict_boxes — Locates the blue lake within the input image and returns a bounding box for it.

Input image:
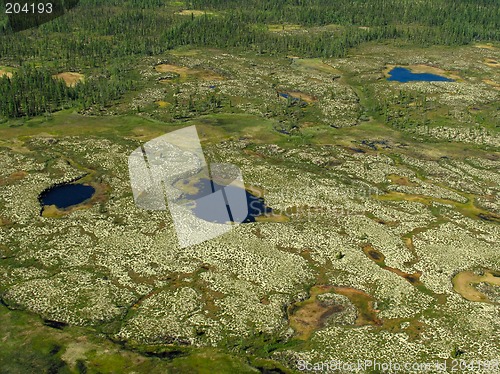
[183,178,271,223]
[279,92,301,102]
[40,184,95,209]
[387,67,453,82]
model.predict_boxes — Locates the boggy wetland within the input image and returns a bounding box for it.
[0,2,499,371]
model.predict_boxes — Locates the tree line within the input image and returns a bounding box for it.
[1,0,498,64]
[0,0,498,118]
[0,65,132,117]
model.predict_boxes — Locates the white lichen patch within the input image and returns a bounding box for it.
[117,287,204,344]
[3,271,136,325]
[0,121,498,367]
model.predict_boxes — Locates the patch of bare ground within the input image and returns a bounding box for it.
[286,91,318,103]
[475,43,497,50]
[484,58,499,68]
[387,174,418,187]
[53,72,84,87]
[0,171,28,186]
[0,69,12,78]
[0,217,12,227]
[452,270,500,303]
[288,285,381,340]
[483,79,500,90]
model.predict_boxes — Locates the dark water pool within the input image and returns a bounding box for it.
[387,67,453,82]
[182,178,271,223]
[40,183,95,209]
[279,92,301,102]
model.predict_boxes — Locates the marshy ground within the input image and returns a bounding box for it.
[0,41,499,372]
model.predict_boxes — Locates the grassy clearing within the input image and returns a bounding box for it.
[0,70,12,78]
[168,47,202,56]
[0,110,173,140]
[0,304,168,373]
[301,119,489,160]
[0,170,27,186]
[290,58,341,75]
[387,174,418,187]
[484,58,499,68]
[0,111,280,150]
[156,100,170,108]
[482,79,500,90]
[268,24,303,32]
[53,72,85,87]
[155,63,194,76]
[194,113,281,145]
[285,91,317,103]
[167,349,257,374]
[175,9,215,17]
[475,43,497,50]
[155,63,224,82]
[0,304,264,373]
[374,190,499,223]
[0,65,15,78]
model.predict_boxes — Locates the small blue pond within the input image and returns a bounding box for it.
[40,184,95,209]
[279,92,301,102]
[183,178,271,223]
[387,67,453,82]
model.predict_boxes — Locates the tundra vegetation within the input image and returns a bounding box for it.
[0,0,499,372]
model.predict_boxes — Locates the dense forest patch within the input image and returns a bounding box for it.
[0,0,498,118]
